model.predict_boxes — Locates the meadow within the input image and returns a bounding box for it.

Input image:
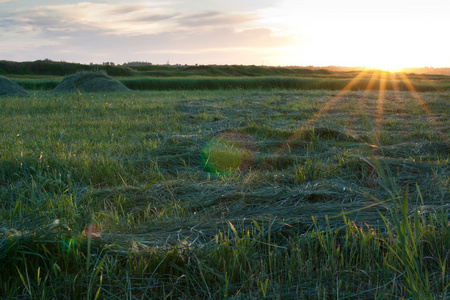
[3,61,450,92]
[0,68,449,298]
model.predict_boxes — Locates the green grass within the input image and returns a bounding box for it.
[0,87,449,298]
[10,73,450,92]
[4,61,450,92]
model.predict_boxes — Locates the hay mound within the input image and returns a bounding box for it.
[0,76,29,97]
[53,71,130,93]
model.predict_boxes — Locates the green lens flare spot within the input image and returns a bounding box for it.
[201,131,258,175]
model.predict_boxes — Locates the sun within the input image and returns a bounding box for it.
[322,39,414,73]
[355,44,413,73]
[362,61,406,73]
[261,2,444,71]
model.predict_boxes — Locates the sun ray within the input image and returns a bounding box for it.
[387,72,410,136]
[292,71,368,130]
[265,70,373,161]
[373,71,387,145]
[299,70,370,129]
[397,72,449,143]
[364,70,381,93]
[388,72,401,93]
[345,70,380,139]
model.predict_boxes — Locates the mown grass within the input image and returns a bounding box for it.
[0,85,449,298]
[123,76,450,92]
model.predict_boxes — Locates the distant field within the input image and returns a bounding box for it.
[0,79,449,297]
[3,60,450,92]
[9,73,450,92]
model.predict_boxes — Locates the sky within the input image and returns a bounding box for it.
[1,0,449,69]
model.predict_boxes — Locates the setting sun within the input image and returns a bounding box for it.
[256,0,449,69]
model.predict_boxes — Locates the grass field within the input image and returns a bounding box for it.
[0,70,449,298]
[10,71,450,92]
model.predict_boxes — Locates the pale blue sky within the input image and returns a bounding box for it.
[1,0,449,68]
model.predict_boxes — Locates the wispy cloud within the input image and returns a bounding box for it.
[18,3,261,36]
[178,11,258,28]
[20,2,179,36]
[0,1,294,64]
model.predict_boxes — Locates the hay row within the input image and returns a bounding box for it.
[0,71,131,97]
[0,76,29,97]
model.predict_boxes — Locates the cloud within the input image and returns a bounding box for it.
[1,1,297,64]
[0,17,18,28]
[18,3,260,37]
[2,22,295,65]
[20,2,179,36]
[177,11,258,28]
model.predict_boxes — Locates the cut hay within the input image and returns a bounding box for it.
[297,127,358,142]
[0,76,29,97]
[52,71,131,93]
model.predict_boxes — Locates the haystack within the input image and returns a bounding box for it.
[0,76,29,97]
[52,71,130,93]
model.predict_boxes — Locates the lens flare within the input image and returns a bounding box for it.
[201,131,258,175]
